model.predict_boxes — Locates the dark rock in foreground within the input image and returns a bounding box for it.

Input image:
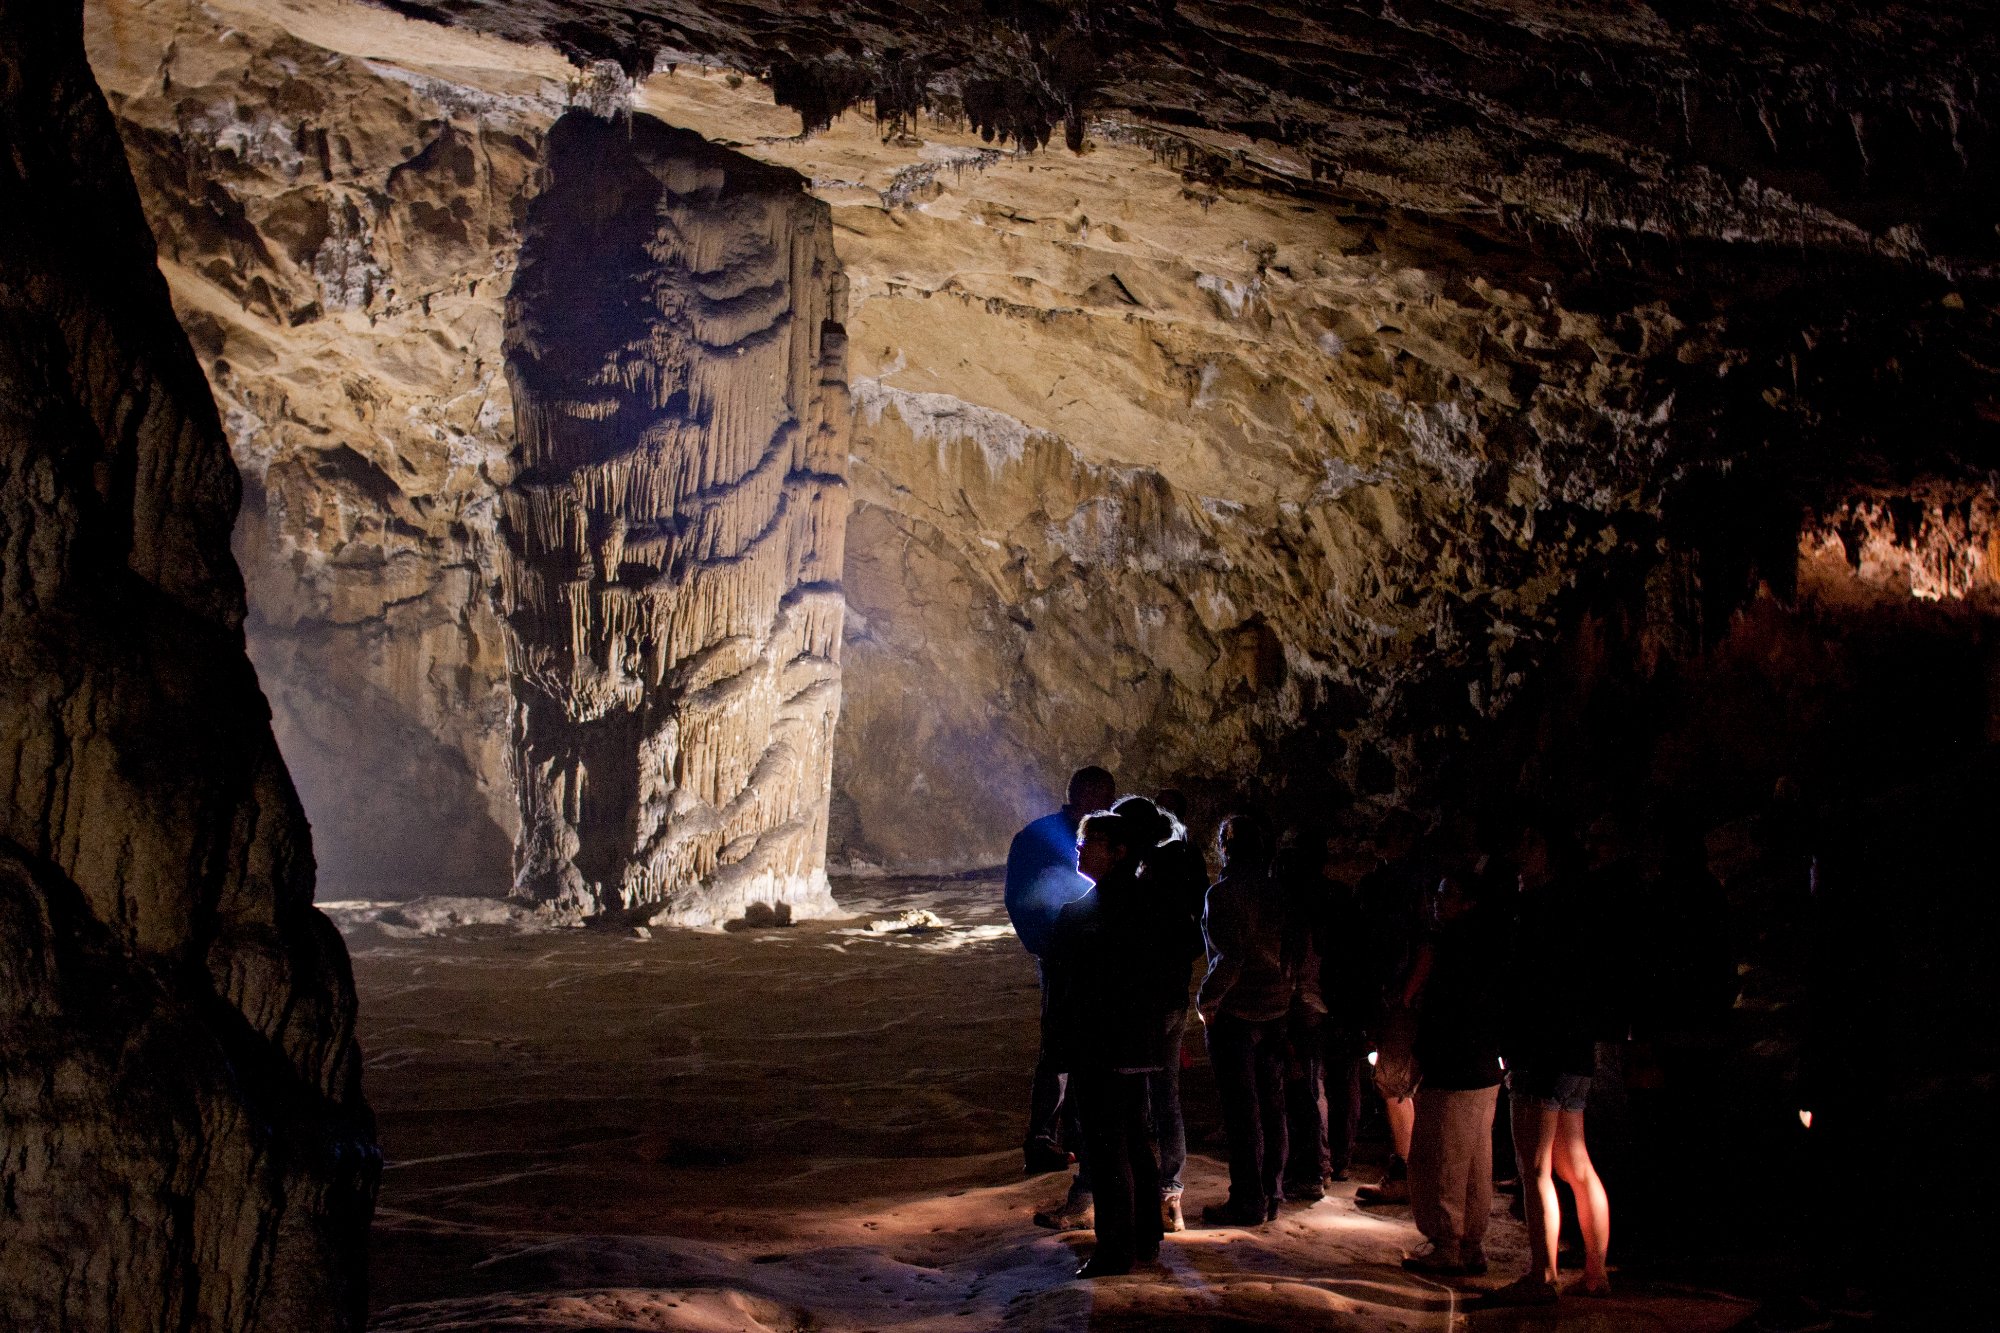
[0,2,376,1327]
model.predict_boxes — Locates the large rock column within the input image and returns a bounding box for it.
[503,112,848,926]
[0,2,376,1329]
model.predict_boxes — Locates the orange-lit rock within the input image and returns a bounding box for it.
[1799,491,2000,606]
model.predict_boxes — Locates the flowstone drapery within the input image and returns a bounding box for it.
[502,112,848,925]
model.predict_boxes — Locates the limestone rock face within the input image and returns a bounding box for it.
[85,0,560,897]
[502,112,847,925]
[83,0,1999,882]
[0,2,375,1328]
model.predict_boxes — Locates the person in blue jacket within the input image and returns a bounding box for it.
[1006,766,1116,1206]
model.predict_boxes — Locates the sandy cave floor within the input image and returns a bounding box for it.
[338,877,1751,1332]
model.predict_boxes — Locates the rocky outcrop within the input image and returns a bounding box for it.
[364,0,2000,276]
[0,1,375,1328]
[502,112,847,925]
[1800,488,2000,606]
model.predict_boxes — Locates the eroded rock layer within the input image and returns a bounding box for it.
[0,2,375,1328]
[502,112,847,925]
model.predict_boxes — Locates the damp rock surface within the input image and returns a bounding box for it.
[0,2,375,1328]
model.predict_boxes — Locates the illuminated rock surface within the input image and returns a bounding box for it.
[85,0,2000,885]
[0,3,374,1328]
[502,112,847,924]
[9,0,1997,1325]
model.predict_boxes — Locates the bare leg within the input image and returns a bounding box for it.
[1553,1110,1610,1290]
[1385,1095,1415,1162]
[1511,1100,1562,1285]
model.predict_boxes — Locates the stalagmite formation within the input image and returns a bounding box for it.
[0,2,375,1328]
[503,112,847,925]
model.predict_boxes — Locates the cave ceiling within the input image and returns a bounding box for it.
[369,0,2000,270]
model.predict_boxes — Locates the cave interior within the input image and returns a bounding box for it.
[3,0,1999,1328]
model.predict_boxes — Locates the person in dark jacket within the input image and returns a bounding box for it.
[1005,765,1115,1194]
[1315,834,1373,1184]
[1197,811,1303,1226]
[1112,795,1206,1233]
[1354,812,1430,1205]
[1278,830,1331,1203]
[1044,810,1186,1277]
[1402,873,1507,1278]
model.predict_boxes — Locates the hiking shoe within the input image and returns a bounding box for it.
[1033,1201,1094,1231]
[1474,1276,1560,1309]
[1401,1244,1468,1276]
[1161,1192,1185,1233]
[1355,1177,1409,1206]
[1284,1179,1326,1204]
[1200,1201,1265,1228]
[1459,1247,1489,1276]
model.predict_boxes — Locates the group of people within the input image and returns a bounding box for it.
[1002,766,1614,1305]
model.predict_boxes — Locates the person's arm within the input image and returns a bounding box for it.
[1196,880,1243,1024]
[1398,940,1434,1009]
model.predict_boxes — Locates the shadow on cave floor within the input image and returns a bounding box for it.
[351,876,1751,1332]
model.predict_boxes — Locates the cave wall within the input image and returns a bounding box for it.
[826,166,1693,866]
[83,0,2000,888]
[0,1,375,1328]
[85,0,556,898]
[83,0,1683,875]
[502,112,847,925]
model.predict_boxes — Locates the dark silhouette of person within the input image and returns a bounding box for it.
[1284,825,1362,1199]
[1616,814,1731,1262]
[1314,831,1374,1184]
[1355,812,1430,1205]
[1005,765,1115,1210]
[1112,795,1206,1232]
[1197,810,1303,1226]
[1402,872,1507,1278]
[1043,810,1187,1278]
[1482,824,1611,1305]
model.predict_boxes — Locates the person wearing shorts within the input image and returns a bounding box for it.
[1483,826,1612,1308]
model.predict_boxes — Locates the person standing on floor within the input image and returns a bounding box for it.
[1355,813,1431,1206]
[1310,829,1372,1185]
[1112,795,1207,1234]
[1481,823,1612,1306]
[1196,811,1300,1226]
[1401,872,1507,1278]
[1005,765,1116,1225]
[1279,829,1332,1204]
[1043,810,1187,1278]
